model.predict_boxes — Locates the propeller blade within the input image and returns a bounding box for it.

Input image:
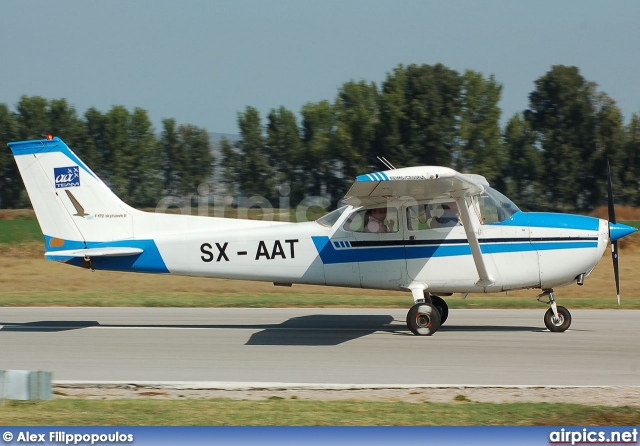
[607,159,621,304]
[611,241,620,305]
[607,160,616,225]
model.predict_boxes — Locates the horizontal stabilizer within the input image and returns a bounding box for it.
[45,247,143,258]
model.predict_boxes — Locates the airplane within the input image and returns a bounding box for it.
[8,136,637,336]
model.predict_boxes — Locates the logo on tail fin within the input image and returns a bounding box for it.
[64,190,89,217]
[54,166,80,188]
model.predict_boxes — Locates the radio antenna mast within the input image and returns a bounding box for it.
[377,156,396,170]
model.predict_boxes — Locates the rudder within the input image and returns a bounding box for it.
[8,137,137,252]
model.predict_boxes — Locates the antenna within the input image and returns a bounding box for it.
[377,156,396,170]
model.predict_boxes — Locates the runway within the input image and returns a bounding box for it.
[1,307,639,386]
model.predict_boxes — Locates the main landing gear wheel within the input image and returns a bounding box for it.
[544,306,571,332]
[430,295,449,325]
[406,303,441,336]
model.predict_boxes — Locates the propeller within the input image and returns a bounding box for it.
[606,160,621,305]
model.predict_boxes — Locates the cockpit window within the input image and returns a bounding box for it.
[316,205,349,228]
[477,187,519,224]
[343,207,399,233]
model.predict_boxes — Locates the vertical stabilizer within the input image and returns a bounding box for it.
[9,137,137,252]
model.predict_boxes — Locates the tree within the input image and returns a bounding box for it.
[160,118,181,195]
[377,64,462,167]
[16,95,49,140]
[456,70,504,186]
[265,106,303,201]
[175,123,214,197]
[526,66,596,210]
[219,137,238,194]
[620,113,640,205]
[83,107,106,169]
[300,100,339,199]
[588,91,625,207]
[502,113,543,210]
[48,99,99,174]
[376,65,407,165]
[0,103,22,208]
[526,65,626,211]
[126,107,162,207]
[223,107,275,199]
[94,106,162,206]
[101,105,131,197]
[333,80,379,181]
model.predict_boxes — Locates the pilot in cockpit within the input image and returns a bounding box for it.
[430,202,461,228]
[364,207,395,233]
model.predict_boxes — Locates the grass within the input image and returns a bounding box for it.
[0,252,639,308]
[0,219,43,245]
[1,399,639,425]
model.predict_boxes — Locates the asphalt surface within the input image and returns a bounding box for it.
[1,307,639,386]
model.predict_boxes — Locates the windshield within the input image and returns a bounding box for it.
[477,187,519,224]
[316,205,349,227]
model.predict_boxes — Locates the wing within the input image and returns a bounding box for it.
[342,166,489,206]
[343,166,495,287]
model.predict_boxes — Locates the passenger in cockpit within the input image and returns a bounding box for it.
[431,202,461,228]
[364,207,394,233]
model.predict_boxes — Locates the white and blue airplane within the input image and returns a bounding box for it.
[8,136,637,335]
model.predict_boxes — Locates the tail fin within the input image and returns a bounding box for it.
[8,137,138,252]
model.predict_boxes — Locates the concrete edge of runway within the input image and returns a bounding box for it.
[54,381,640,391]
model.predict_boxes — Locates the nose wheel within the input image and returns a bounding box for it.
[538,289,572,332]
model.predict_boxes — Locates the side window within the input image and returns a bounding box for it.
[343,207,398,233]
[406,202,462,231]
[406,205,432,231]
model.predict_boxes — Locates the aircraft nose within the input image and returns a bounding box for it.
[609,222,638,241]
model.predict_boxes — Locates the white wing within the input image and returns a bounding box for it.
[342,166,489,206]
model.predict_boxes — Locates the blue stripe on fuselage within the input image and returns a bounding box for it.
[491,211,600,231]
[311,236,598,265]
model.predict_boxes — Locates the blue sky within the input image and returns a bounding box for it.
[2,0,639,134]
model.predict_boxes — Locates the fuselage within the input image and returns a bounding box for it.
[56,205,610,294]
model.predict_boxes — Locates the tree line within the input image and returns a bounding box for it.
[221,64,640,212]
[0,96,213,208]
[1,63,639,213]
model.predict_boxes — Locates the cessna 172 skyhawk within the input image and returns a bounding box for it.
[8,136,637,335]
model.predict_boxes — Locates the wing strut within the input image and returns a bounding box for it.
[455,195,495,286]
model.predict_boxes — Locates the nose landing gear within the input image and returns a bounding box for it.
[538,289,572,332]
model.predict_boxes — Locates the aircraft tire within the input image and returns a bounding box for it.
[407,303,441,336]
[543,306,571,332]
[430,295,449,325]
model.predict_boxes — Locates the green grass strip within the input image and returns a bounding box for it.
[2,399,639,426]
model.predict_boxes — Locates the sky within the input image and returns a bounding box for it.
[2,0,639,135]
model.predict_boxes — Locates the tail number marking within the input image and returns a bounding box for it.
[200,242,229,262]
[200,239,299,263]
[255,239,298,260]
